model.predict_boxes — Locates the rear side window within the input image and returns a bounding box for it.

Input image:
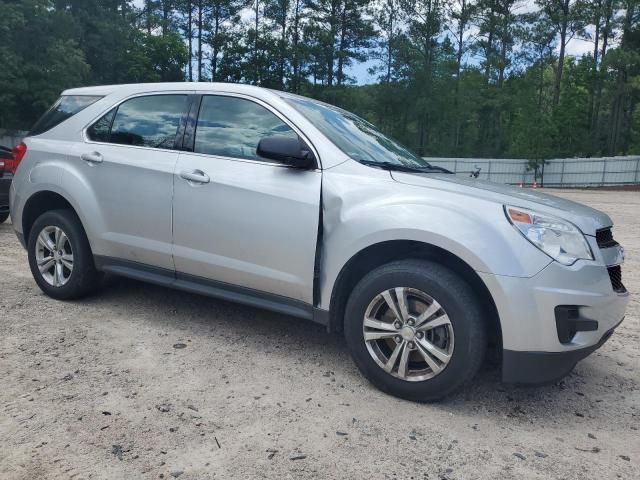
[30,95,102,136]
[107,95,187,149]
[194,95,297,161]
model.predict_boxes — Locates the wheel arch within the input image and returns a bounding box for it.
[327,240,502,350]
[22,190,84,245]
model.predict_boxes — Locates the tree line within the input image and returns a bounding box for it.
[1,0,639,159]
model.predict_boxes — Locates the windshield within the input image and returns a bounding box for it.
[284,96,431,169]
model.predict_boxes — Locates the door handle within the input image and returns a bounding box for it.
[180,170,210,184]
[81,152,103,164]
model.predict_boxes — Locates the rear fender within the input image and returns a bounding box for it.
[19,157,107,253]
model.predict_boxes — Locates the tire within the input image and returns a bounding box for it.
[0,211,8,224]
[27,209,102,300]
[344,259,487,402]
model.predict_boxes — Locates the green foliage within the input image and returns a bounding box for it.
[0,0,90,129]
[126,31,189,82]
[1,0,638,158]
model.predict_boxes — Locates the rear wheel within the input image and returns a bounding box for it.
[344,259,486,402]
[27,209,102,300]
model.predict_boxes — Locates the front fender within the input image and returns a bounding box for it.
[318,167,552,310]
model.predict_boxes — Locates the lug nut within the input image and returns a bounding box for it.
[394,322,402,329]
[407,318,415,326]
[394,335,401,343]
[408,341,415,349]
[416,332,424,339]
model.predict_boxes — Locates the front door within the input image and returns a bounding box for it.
[172,94,321,303]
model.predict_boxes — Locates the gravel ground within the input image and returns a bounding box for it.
[1,189,638,480]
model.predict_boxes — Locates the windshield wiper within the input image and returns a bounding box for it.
[358,160,452,174]
[421,165,453,174]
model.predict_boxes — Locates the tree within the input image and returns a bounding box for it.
[605,0,639,154]
[0,0,89,129]
[520,12,556,110]
[126,31,189,81]
[207,0,246,82]
[2,0,640,159]
[335,0,375,85]
[307,0,341,86]
[369,0,403,84]
[536,0,587,106]
[264,0,291,88]
[195,0,206,80]
[591,0,616,137]
[400,0,447,154]
[289,0,308,91]
[176,0,196,80]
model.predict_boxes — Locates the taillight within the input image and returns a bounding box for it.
[7,142,27,174]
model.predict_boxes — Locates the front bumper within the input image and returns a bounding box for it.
[502,318,622,384]
[478,252,629,384]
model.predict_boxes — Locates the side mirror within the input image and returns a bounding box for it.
[257,135,315,169]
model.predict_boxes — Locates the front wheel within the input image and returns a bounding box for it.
[344,260,487,402]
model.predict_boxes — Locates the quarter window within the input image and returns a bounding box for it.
[194,96,298,161]
[87,109,115,142]
[91,95,187,149]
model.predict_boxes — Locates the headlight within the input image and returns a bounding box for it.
[505,206,593,265]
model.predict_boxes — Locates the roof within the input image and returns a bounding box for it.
[62,82,275,97]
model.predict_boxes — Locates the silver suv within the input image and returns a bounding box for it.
[10,83,629,401]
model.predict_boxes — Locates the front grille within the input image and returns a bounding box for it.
[607,265,626,293]
[596,228,618,248]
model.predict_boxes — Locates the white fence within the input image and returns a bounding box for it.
[426,157,640,187]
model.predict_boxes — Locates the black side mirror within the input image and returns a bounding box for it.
[257,135,315,169]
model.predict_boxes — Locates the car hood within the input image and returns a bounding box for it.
[390,171,612,235]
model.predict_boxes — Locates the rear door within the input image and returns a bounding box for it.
[171,94,321,303]
[77,93,190,270]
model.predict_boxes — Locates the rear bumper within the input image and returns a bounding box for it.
[502,319,622,384]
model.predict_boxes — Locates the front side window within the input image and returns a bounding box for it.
[104,95,187,149]
[194,95,297,161]
[31,95,102,136]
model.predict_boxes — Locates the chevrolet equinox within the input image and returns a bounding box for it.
[9,83,629,401]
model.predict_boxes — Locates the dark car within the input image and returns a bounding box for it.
[0,145,13,223]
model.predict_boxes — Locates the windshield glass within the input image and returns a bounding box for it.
[284,96,431,169]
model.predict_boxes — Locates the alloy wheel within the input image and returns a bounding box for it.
[363,287,455,382]
[35,226,74,287]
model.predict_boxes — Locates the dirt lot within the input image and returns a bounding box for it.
[1,189,638,480]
